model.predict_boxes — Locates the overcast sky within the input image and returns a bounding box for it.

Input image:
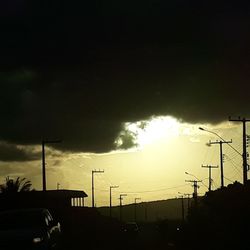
[0,1,250,205]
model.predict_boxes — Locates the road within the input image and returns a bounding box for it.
[60,223,179,250]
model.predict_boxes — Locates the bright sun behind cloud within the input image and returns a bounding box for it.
[126,116,181,147]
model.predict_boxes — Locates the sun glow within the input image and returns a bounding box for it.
[127,116,181,147]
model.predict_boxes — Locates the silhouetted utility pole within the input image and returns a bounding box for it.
[185,180,201,207]
[184,193,192,211]
[42,139,61,191]
[57,182,60,190]
[144,203,148,222]
[229,116,250,185]
[110,185,119,217]
[201,165,218,191]
[178,194,185,223]
[134,197,141,222]
[119,194,127,221]
[92,170,104,208]
[209,139,232,188]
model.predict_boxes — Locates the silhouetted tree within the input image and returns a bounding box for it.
[0,176,33,193]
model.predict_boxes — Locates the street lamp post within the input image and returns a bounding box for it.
[199,127,243,185]
[199,127,241,156]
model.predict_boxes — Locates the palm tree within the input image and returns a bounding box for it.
[0,176,33,194]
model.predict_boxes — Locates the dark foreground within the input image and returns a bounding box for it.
[57,208,181,250]
[60,221,180,250]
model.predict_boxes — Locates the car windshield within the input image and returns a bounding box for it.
[0,210,45,230]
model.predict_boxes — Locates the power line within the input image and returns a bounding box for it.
[223,154,241,175]
[120,183,191,194]
[201,165,218,191]
[209,139,232,188]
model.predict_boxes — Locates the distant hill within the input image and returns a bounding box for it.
[98,198,190,222]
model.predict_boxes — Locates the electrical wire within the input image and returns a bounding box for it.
[119,183,192,194]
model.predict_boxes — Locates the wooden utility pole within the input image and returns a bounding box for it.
[92,170,104,208]
[229,116,250,185]
[209,139,232,188]
[201,165,218,191]
[110,185,119,217]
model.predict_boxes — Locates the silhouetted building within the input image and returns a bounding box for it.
[0,189,88,211]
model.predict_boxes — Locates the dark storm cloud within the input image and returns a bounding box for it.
[0,141,40,162]
[1,0,250,160]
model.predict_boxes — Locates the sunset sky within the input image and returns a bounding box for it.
[0,0,250,206]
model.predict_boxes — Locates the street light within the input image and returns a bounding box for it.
[199,127,243,187]
[185,172,201,181]
[199,127,241,156]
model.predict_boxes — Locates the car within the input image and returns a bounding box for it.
[0,208,61,250]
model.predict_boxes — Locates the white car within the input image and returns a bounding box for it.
[0,208,61,250]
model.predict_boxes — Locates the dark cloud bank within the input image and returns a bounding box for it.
[1,0,250,160]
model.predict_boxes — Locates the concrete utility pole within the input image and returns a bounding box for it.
[110,185,119,217]
[134,197,141,222]
[209,140,232,188]
[119,194,127,221]
[42,139,61,191]
[92,170,104,208]
[185,180,201,207]
[201,165,218,191]
[229,116,250,185]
